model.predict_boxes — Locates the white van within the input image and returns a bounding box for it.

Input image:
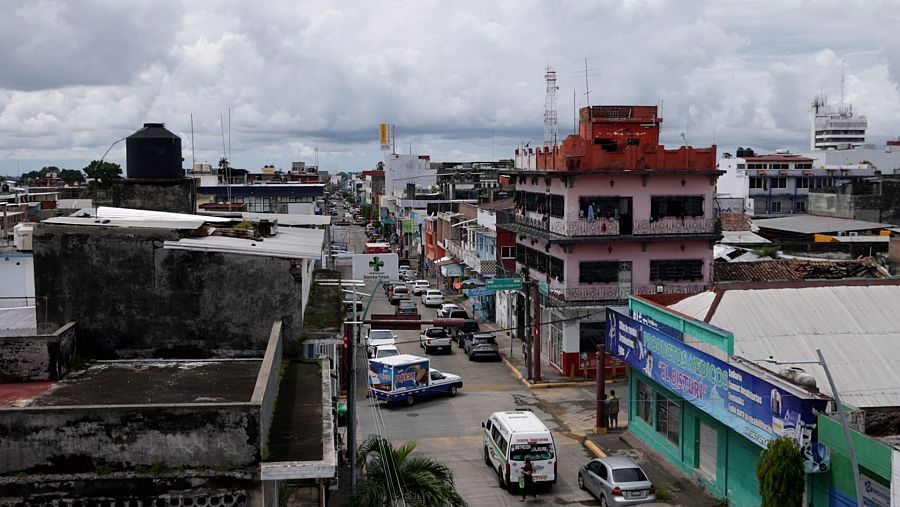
[482,409,557,492]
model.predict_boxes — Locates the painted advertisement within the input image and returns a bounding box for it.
[391,360,430,392]
[861,473,890,507]
[368,361,392,391]
[607,308,830,472]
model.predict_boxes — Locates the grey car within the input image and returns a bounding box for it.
[578,456,656,506]
[464,332,499,361]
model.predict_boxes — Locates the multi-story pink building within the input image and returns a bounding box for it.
[499,105,721,378]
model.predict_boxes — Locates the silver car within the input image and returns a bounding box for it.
[578,456,656,506]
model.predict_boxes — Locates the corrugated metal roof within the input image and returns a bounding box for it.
[720,231,771,244]
[0,306,37,337]
[754,215,891,234]
[163,227,323,260]
[43,217,208,230]
[240,212,331,226]
[671,285,900,408]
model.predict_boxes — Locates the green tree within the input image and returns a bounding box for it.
[352,436,467,507]
[83,160,122,191]
[756,436,804,507]
[59,168,86,184]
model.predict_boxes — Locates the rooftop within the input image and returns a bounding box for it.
[0,307,37,337]
[754,215,891,234]
[713,257,887,283]
[163,227,324,260]
[669,281,900,408]
[7,360,261,407]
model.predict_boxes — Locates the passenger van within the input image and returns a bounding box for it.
[482,409,556,492]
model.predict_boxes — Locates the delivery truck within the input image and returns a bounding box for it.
[367,354,463,406]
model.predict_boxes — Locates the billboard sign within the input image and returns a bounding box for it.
[379,123,390,150]
[607,308,830,472]
[352,253,399,281]
[391,359,430,392]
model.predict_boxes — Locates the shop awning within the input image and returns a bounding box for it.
[435,256,459,267]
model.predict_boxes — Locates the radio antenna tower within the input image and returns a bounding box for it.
[543,65,559,148]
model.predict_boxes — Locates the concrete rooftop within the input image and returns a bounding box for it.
[12,360,261,407]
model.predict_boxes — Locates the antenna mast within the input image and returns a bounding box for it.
[840,60,847,113]
[190,113,195,170]
[543,65,559,148]
[584,58,592,120]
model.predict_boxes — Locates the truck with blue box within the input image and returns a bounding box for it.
[367,354,463,406]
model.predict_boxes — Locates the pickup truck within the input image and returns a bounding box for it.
[453,319,481,347]
[367,354,462,406]
[419,327,452,354]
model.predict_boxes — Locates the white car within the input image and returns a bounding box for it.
[372,344,400,359]
[419,327,451,354]
[410,280,430,295]
[438,303,462,318]
[366,329,397,358]
[399,268,417,281]
[421,289,444,307]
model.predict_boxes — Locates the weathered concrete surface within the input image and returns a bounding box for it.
[0,404,260,473]
[33,223,304,359]
[22,361,260,406]
[111,177,196,214]
[0,322,76,382]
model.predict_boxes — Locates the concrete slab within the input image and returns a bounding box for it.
[19,360,261,406]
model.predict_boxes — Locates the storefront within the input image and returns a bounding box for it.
[437,257,463,292]
[607,302,831,506]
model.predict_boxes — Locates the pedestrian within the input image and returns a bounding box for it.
[522,342,528,363]
[520,456,535,501]
[607,390,620,429]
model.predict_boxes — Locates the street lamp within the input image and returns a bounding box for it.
[747,349,862,507]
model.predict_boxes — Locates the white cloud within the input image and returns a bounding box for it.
[1,0,899,174]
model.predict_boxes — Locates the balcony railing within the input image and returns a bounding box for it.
[550,283,709,303]
[632,218,716,235]
[550,217,620,236]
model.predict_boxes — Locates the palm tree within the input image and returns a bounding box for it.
[351,436,467,507]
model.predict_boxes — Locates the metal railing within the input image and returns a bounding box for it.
[552,283,709,302]
[500,211,717,238]
[550,217,620,236]
[632,218,717,235]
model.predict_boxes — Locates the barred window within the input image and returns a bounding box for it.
[580,261,619,284]
[650,260,703,281]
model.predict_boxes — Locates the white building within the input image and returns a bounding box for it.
[384,154,436,198]
[810,96,867,150]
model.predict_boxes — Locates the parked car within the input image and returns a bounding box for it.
[419,327,451,354]
[438,303,462,318]
[464,332,500,360]
[383,280,402,296]
[399,268,417,281]
[409,280,430,295]
[453,319,481,347]
[395,300,418,315]
[578,456,656,506]
[365,329,397,358]
[421,289,444,307]
[389,285,410,305]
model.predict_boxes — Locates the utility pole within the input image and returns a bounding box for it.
[524,279,532,381]
[349,283,359,490]
[533,281,542,383]
[595,343,607,434]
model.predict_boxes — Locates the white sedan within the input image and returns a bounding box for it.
[438,303,461,318]
[421,289,444,306]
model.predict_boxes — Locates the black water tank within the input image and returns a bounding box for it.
[126,123,183,179]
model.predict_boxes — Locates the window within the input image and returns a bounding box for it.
[580,321,604,353]
[549,256,564,282]
[550,194,564,218]
[736,163,746,170]
[770,201,782,213]
[636,380,652,424]
[580,261,619,284]
[656,393,681,445]
[796,177,810,189]
[771,177,787,189]
[749,177,766,190]
[501,246,516,259]
[579,196,627,219]
[650,196,704,220]
[650,260,704,281]
[796,200,806,212]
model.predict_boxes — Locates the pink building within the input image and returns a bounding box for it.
[499,105,721,378]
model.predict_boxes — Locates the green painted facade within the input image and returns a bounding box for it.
[815,413,892,504]
[629,298,734,355]
[628,370,765,506]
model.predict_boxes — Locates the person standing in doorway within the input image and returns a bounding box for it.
[607,390,620,429]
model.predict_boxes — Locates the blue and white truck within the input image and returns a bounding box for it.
[367,354,463,406]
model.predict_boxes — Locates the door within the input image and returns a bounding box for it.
[617,261,632,299]
[549,323,562,370]
[618,197,632,235]
[697,420,718,481]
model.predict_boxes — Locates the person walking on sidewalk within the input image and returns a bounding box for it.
[607,390,620,429]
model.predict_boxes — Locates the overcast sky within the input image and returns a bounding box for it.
[1,0,899,176]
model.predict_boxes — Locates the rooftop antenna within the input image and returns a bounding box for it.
[190,113,195,170]
[573,89,577,134]
[840,60,847,113]
[543,65,559,148]
[220,113,231,204]
[583,58,592,121]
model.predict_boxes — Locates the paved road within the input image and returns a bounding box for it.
[352,275,599,507]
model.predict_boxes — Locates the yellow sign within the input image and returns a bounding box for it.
[379,123,390,150]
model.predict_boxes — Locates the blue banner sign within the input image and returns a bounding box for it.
[606,308,830,472]
[465,287,494,298]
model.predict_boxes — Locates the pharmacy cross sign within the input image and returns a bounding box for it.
[369,257,384,272]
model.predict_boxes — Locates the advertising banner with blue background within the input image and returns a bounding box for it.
[607,308,830,472]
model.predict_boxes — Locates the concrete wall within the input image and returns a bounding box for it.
[0,322,76,381]
[33,224,305,359]
[254,321,283,458]
[112,178,196,214]
[0,404,260,473]
[0,252,34,308]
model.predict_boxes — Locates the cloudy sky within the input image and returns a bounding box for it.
[1,0,899,176]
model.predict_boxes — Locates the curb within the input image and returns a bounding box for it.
[500,357,604,389]
[584,440,607,458]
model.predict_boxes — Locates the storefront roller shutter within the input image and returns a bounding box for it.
[698,421,717,481]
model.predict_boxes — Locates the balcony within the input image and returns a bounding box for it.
[549,283,710,304]
[550,217,619,236]
[632,218,716,235]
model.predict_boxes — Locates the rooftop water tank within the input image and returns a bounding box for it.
[126,123,183,179]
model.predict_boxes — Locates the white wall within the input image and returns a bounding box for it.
[385,154,435,197]
[0,253,34,308]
